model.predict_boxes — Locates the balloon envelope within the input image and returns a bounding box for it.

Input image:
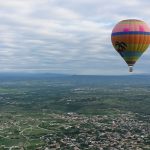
[111,19,150,71]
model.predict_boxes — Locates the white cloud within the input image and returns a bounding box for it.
[0,0,150,74]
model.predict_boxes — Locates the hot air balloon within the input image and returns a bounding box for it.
[111,19,150,72]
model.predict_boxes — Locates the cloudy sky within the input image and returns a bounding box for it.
[0,0,150,75]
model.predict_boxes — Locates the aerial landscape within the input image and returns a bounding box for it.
[0,74,150,149]
[0,0,150,149]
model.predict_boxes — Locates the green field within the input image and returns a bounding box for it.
[0,74,150,149]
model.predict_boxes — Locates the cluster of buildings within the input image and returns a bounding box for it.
[0,112,149,149]
[38,112,150,150]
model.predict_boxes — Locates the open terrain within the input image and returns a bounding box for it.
[0,74,150,149]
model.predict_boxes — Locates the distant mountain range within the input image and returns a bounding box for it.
[0,72,149,80]
[0,72,149,76]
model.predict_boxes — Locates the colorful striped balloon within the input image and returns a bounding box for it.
[111,19,150,72]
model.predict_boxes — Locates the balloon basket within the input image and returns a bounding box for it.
[129,66,133,72]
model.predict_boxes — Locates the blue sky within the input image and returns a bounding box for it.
[0,0,150,75]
